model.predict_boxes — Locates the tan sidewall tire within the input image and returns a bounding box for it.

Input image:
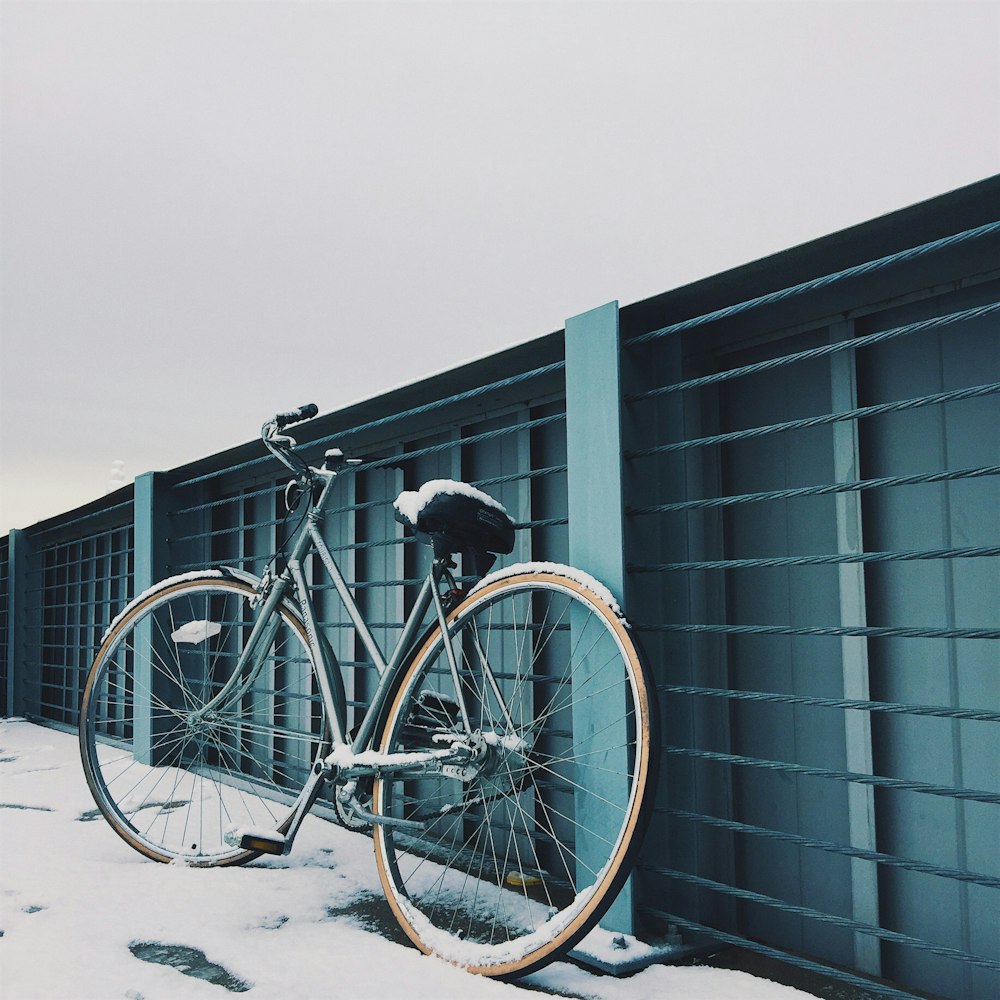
[372,572,655,978]
[79,575,317,866]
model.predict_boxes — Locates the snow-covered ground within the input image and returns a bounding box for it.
[0,719,813,1000]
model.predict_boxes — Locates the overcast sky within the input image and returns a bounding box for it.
[2,0,998,534]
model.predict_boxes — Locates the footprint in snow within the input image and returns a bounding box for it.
[129,942,252,993]
[257,914,288,930]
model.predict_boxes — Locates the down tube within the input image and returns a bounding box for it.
[308,522,436,751]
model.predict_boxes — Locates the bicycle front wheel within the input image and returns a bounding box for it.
[79,572,330,866]
[373,571,656,978]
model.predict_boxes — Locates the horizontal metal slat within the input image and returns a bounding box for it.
[628,301,1000,402]
[626,383,1000,459]
[625,219,1000,348]
[660,745,1000,803]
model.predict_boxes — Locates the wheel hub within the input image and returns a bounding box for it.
[468,731,532,798]
[184,711,219,736]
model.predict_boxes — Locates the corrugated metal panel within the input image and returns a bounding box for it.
[22,516,134,726]
[0,535,9,716]
[623,232,1000,999]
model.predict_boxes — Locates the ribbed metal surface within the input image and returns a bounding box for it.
[23,522,134,725]
[0,535,9,716]
[624,223,999,1000]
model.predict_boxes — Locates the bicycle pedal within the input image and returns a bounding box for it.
[239,830,287,855]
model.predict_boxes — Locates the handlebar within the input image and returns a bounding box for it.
[262,404,359,482]
[261,404,318,475]
[274,403,318,429]
[264,404,352,482]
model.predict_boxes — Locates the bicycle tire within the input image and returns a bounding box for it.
[79,571,331,866]
[372,570,656,978]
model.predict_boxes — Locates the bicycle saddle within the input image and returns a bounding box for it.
[393,480,515,562]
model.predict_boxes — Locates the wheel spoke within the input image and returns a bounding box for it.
[375,575,652,976]
[80,577,328,865]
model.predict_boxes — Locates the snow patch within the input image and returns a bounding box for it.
[393,864,609,968]
[101,570,226,644]
[0,718,817,999]
[470,562,623,618]
[325,741,462,770]
[170,619,222,644]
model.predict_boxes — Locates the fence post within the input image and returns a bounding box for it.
[132,472,173,762]
[830,322,882,975]
[6,529,34,717]
[565,300,633,934]
[134,472,174,594]
[565,300,627,600]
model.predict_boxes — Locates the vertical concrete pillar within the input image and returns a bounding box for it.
[132,472,172,762]
[6,529,34,717]
[565,300,633,933]
[830,322,881,975]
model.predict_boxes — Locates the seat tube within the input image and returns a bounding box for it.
[288,557,346,745]
[430,569,473,733]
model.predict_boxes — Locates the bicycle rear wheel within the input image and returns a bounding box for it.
[79,572,330,866]
[372,571,656,978]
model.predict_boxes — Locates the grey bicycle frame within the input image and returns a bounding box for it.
[191,459,461,762]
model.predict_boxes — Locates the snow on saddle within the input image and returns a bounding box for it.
[393,480,515,576]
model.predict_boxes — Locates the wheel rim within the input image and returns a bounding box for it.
[374,576,651,975]
[81,579,328,864]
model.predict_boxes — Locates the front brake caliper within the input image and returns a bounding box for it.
[249,568,273,610]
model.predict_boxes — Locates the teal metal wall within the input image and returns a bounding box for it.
[0,534,8,716]
[621,209,1000,1000]
[3,178,998,999]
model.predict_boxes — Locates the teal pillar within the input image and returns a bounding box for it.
[132,472,173,762]
[565,301,626,599]
[565,300,633,934]
[134,472,173,595]
[6,529,34,718]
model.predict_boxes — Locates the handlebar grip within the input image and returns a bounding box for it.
[274,403,318,429]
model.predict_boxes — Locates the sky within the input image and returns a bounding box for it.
[1,0,999,535]
[0,717,817,999]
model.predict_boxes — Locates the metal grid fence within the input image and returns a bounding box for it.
[0,535,8,717]
[156,378,566,741]
[2,203,997,1000]
[22,516,134,726]
[622,225,999,1000]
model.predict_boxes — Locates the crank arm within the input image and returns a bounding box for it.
[226,759,327,856]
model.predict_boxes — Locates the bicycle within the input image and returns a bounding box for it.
[79,404,657,979]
